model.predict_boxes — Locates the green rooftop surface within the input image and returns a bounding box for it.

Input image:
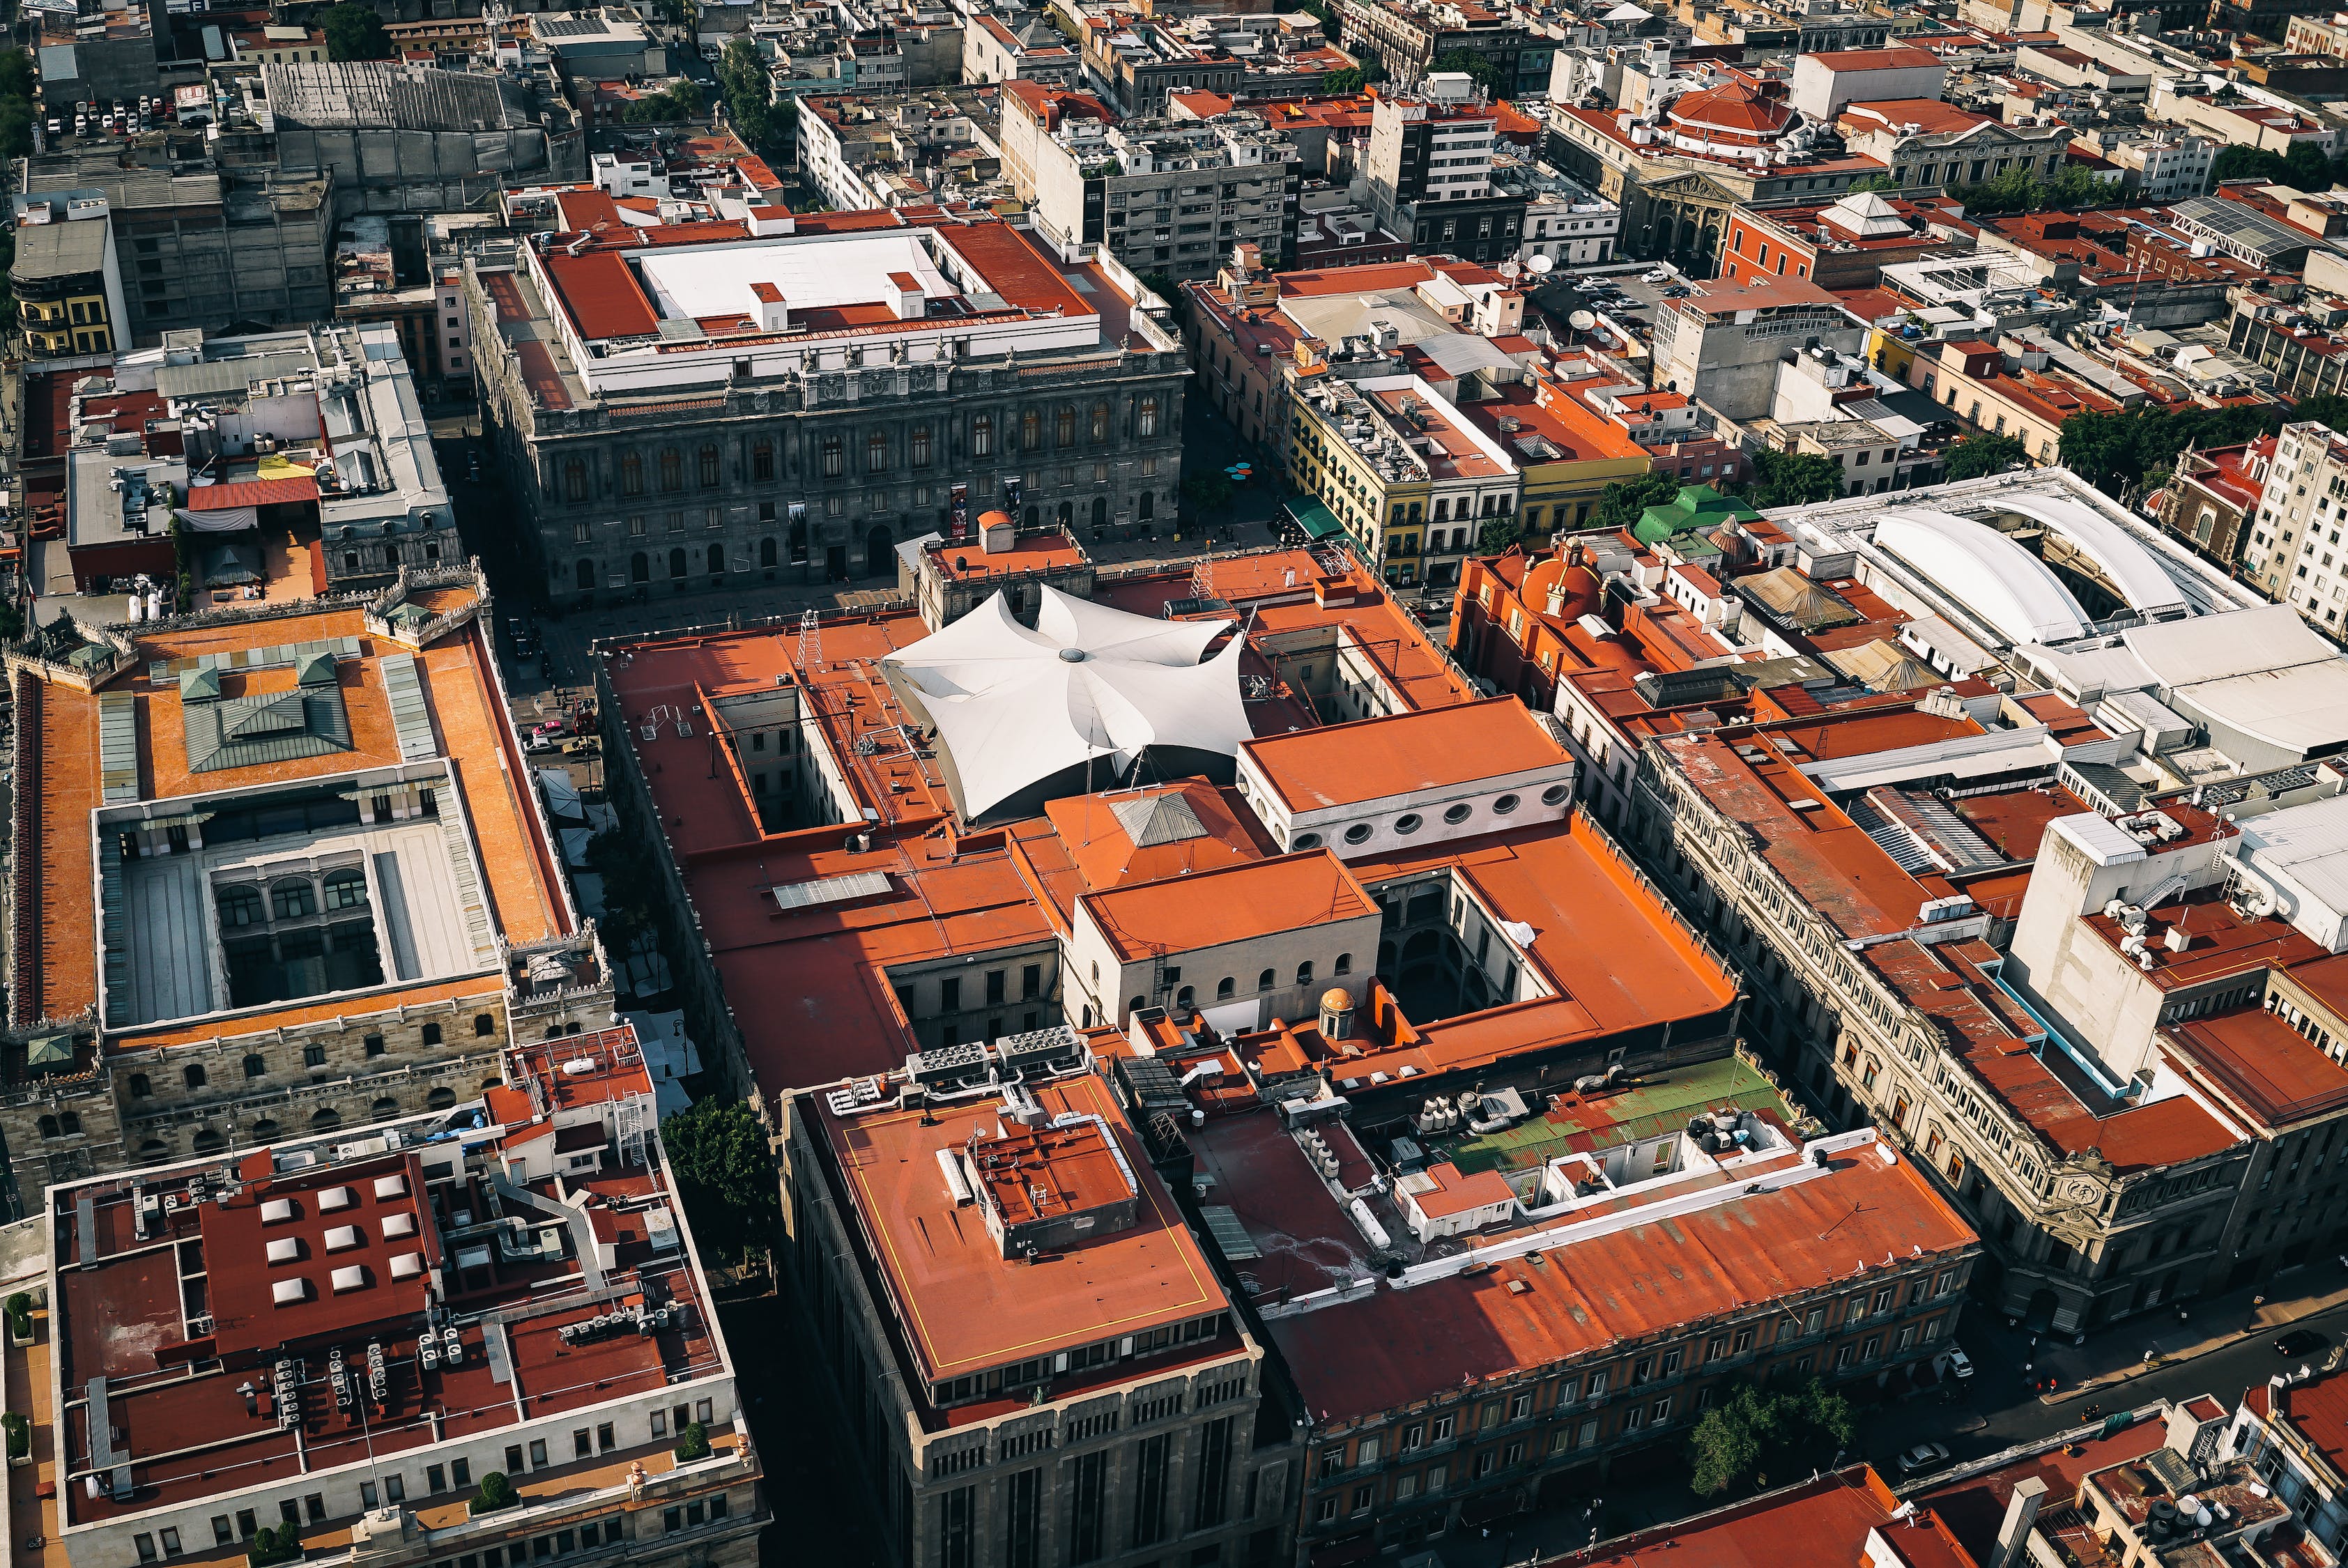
[1634,482,1760,546]
[1444,1054,1788,1175]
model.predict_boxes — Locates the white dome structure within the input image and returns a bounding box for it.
[881,586,1252,821]
[1871,509,2092,647]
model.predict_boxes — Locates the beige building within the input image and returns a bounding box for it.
[2241,420,2348,639]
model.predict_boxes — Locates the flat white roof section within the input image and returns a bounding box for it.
[2232,793,2348,953]
[1871,509,2093,646]
[2121,604,2333,689]
[1995,492,2188,620]
[634,233,958,322]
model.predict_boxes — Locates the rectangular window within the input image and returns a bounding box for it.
[428,1465,447,1494]
[212,1519,233,1547]
[597,1422,615,1453]
[452,1459,471,1489]
[528,1440,548,1469]
[361,1482,380,1510]
[574,1429,592,1459]
[306,1495,327,1523]
[384,1475,406,1504]
[136,1537,157,1564]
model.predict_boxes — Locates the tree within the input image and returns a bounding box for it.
[675,1422,712,1462]
[1942,432,2029,481]
[1429,47,1499,95]
[246,1525,302,1567]
[1478,515,1526,554]
[1848,171,1900,193]
[2285,140,2338,192]
[1735,447,1843,509]
[2211,143,2287,187]
[1685,1379,1856,1498]
[661,1098,778,1260]
[1181,470,1234,521]
[470,1472,519,1516]
[1320,66,1366,95]
[320,3,393,61]
[717,38,775,148]
[1589,470,1682,532]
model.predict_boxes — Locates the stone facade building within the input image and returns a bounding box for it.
[0,567,601,1215]
[468,212,1190,604]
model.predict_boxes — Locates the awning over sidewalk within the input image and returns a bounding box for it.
[1287,498,1345,541]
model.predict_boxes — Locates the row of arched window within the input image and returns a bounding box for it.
[1165,955,1352,1013]
[217,869,368,928]
[557,399,1163,503]
[119,1080,496,1160]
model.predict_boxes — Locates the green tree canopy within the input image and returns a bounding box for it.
[1478,515,1526,555]
[1685,1379,1857,1498]
[1589,470,1682,533]
[1942,432,2029,481]
[321,3,393,61]
[1429,47,1500,94]
[1848,172,1900,193]
[2061,396,2348,496]
[470,1471,518,1516]
[717,38,775,147]
[661,1098,779,1261]
[1734,447,1843,509]
[2211,143,2288,187]
[1320,66,1366,95]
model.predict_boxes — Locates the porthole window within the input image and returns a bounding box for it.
[1443,803,1473,824]
[1494,794,1521,814]
[1393,813,1423,836]
[1292,831,1323,850]
[1343,823,1373,845]
[1540,784,1570,807]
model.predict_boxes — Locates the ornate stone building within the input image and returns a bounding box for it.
[0,567,609,1214]
[468,213,1190,606]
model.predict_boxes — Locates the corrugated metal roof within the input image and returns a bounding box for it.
[154,350,316,401]
[379,653,438,762]
[98,691,140,804]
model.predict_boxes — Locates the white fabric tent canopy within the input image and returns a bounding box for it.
[883,586,1252,819]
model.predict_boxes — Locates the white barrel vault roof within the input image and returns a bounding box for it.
[1871,509,2092,647]
[1995,493,2188,620]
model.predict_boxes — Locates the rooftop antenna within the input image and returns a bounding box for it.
[797,608,822,669]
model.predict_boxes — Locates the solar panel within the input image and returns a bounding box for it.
[1199,1206,1261,1260]
[770,870,892,912]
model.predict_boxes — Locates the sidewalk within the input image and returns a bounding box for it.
[2032,1261,2348,1401]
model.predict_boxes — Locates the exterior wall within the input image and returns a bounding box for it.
[1629,739,2252,1332]
[468,268,1190,604]
[2151,463,2255,566]
[2242,422,2348,637]
[1295,1246,1974,1557]
[783,1095,1298,1568]
[1652,305,1865,418]
[1064,902,1384,1030]
[107,176,337,345]
[2225,1387,2348,1552]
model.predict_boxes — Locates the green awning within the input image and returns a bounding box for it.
[1287,499,1345,541]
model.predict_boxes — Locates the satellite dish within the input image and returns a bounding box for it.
[1498,259,1522,279]
[1527,254,1556,275]
[1568,309,1597,331]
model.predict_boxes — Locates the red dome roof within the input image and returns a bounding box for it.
[1666,82,1792,141]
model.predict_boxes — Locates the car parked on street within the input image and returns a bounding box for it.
[2276,1329,2328,1358]
[1944,1346,1974,1379]
[1896,1442,1951,1477]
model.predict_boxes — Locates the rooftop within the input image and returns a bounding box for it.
[810,1064,1231,1399]
[46,1027,726,1530]
[1238,697,1567,813]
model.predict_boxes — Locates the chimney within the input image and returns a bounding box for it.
[1993,1477,2049,1568]
[749,281,788,332]
[886,270,927,320]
